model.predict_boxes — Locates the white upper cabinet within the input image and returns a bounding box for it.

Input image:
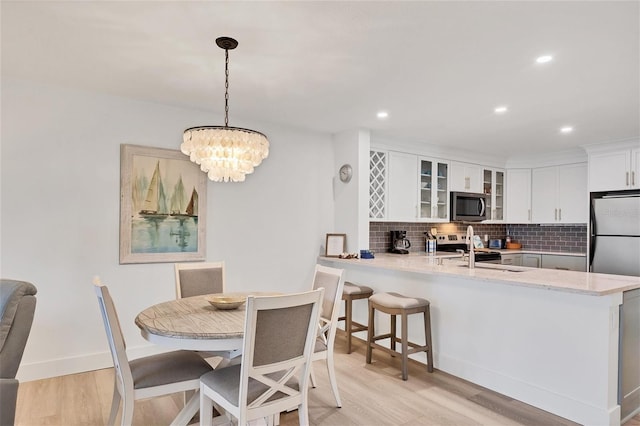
[369,149,449,222]
[532,163,587,224]
[557,164,588,223]
[387,151,419,221]
[589,146,640,192]
[418,157,449,222]
[506,169,532,223]
[450,161,483,193]
[483,168,505,222]
[531,167,557,223]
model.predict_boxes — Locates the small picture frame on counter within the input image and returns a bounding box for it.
[325,233,346,257]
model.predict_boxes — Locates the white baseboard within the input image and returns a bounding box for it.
[435,352,619,426]
[16,344,167,382]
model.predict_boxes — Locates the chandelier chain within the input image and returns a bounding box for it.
[224,48,230,127]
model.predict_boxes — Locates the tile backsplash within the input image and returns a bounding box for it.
[369,222,588,254]
[369,222,507,253]
[506,224,587,253]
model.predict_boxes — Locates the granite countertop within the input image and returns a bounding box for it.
[410,249,586,257]
[492,249,586,256]
[321,253,639,296]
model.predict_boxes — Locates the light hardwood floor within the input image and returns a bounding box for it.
[16,335,640,426]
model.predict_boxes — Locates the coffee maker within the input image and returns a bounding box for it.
[390,230,411,254]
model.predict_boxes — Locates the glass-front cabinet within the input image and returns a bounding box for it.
[483,168,505,222]
[419,158,449,221]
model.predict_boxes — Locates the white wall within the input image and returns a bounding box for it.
[332,129,370,253]
[1,79,335,381]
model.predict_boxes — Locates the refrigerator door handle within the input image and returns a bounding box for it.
[590,199,597,269]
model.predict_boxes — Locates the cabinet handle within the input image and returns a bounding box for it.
[465,177,470,190]
[554,208,557,221]
[633,171,636,186]
[627,172,630,186]
[559,208,562,221]
[528,209,531,221]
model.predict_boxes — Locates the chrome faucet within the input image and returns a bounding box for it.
[466,225,475,269]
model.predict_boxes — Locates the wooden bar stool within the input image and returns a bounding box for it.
[338,282,374,354]
[366,292,434,380]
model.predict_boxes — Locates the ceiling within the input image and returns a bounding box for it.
[2,1,639,161]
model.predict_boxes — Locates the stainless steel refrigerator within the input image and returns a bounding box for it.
[590,192,640,277]
[590,192,640,423]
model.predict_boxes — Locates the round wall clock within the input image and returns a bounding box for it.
[339,164,353,183]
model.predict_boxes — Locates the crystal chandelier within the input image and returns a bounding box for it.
[182,37,269,182]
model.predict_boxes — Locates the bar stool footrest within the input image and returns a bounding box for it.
[370,333,393,343]
[369,338,428,355]
[347,321,369,333]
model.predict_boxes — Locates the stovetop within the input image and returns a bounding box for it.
[435,233,472,252]
[434,233,501,260]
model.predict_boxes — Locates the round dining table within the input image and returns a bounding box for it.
[136,292,280,350]
[134,292,276,426]
[135,293,250,352]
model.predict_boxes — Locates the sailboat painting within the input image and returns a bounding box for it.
[120,144,207,264]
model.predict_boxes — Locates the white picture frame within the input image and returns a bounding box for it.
[325,233,346,257]
[120,144,207,264]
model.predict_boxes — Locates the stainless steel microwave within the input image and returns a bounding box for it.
[450,192,488,222]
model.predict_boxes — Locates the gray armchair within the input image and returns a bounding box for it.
[0,279,37,426]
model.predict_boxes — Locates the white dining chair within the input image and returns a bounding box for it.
[175,261,241,365]
[174,261,225,299]
[309,264,345,408]
[93,278,213,426]
[199,289,324,426]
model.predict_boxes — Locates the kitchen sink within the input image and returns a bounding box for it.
[457,264,526,273]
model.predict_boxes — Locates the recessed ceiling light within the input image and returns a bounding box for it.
[377,111,389,119]
[494,106,508,114]
[560,126,574,134]
[536,55,553,64]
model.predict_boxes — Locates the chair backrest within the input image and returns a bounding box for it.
[0,279,37,378]
[93,278,134,396]
[239,289,323,422]
[174,261,225,299]
[310,265,345,347]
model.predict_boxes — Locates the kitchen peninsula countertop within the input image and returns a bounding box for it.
[320,252,636,425]
[321,253,639,296]
[493,249,586,256]
[415,249,586,256]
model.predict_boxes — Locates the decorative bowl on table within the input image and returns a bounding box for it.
[206,293,246,310]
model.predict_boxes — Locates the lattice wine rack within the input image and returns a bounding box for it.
[369,151,386,219]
